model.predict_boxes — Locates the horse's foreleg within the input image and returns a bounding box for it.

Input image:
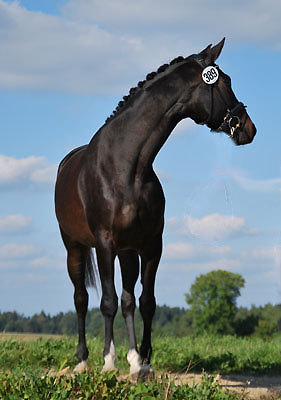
[65,239,90,372]
[96,241,118,371]
[139,236,162,369]
[118,249,141,375]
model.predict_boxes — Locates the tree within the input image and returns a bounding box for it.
[185,270,245,335]
[234,306,259,336]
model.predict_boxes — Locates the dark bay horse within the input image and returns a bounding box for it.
[55,39,256,378]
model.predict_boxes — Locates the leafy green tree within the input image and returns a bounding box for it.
[253,319,278,339]
[234,306,259,336]
[185,270,245,335]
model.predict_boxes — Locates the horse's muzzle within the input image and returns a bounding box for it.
[234,117,256,146]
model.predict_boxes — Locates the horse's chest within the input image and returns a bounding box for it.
[113,197,164,250]
[114,204,137,229]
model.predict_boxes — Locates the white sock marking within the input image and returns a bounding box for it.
[127,349,141,375]
[102,341,116,371]
[74,360,88,373]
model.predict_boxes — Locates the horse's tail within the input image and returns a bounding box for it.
[85,249,98,289]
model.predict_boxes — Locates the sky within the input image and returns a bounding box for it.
[1,0,281,316]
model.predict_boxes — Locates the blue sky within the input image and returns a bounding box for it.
[1,0,281,316]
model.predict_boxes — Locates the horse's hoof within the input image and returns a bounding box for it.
[74,360,89,373]
[131,364,155,382]
[57,366,74,378]
[101,366,117,372]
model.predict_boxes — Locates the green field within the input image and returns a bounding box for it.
[0,334,281,399]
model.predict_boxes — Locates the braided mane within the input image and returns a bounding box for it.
[105,56,186,123]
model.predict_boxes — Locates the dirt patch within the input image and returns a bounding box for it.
[170,373,281,399]
[117,371,281,398]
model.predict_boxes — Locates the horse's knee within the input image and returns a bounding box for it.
[121,290,136,317]
[100,293,118,319]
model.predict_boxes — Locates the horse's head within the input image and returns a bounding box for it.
[186,39,256,145]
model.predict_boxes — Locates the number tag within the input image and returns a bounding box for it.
[202,66,219,85]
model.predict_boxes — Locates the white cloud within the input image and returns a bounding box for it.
[0,154,57,187]
[164,242,196,259]
[217,169,281,194]
[0,0,280,94]
[62,0,281,49]
[30,257,49,266]
[0,215,32,233]
[29,256,66,270]
[241,245,281,265]
[161,257,241,273]
[163,241,232,259]
[168,213,260,241]
[0,0,147,95]
[0,243,40,259]
[185,214,259,240]
[30,165,57,183]
[233,175,281,194]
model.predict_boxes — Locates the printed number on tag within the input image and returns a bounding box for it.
[202,66,219,84]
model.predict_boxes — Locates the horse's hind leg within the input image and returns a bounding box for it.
[61,230,90,372]
[118,250,141,375]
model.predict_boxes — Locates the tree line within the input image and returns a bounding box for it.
[1,270,281,340]
[0,306,190,340]
[0,303,280,340]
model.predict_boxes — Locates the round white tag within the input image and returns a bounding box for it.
[202,66,219,85]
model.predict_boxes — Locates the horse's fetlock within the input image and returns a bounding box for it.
[77,344,88,362]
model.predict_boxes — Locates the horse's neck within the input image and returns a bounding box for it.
[98,83,187,181]
[135,101,185,176]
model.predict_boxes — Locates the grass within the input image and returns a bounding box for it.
[151,335,281,374]
[1,334,281,374]
[0,334,281,399]
[0,369,242,400]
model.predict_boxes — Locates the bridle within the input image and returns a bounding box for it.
[192,55,247,137]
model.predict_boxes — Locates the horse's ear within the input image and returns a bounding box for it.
[210,38,225,62]
[200,43,212,54]
[199,38,225,64]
